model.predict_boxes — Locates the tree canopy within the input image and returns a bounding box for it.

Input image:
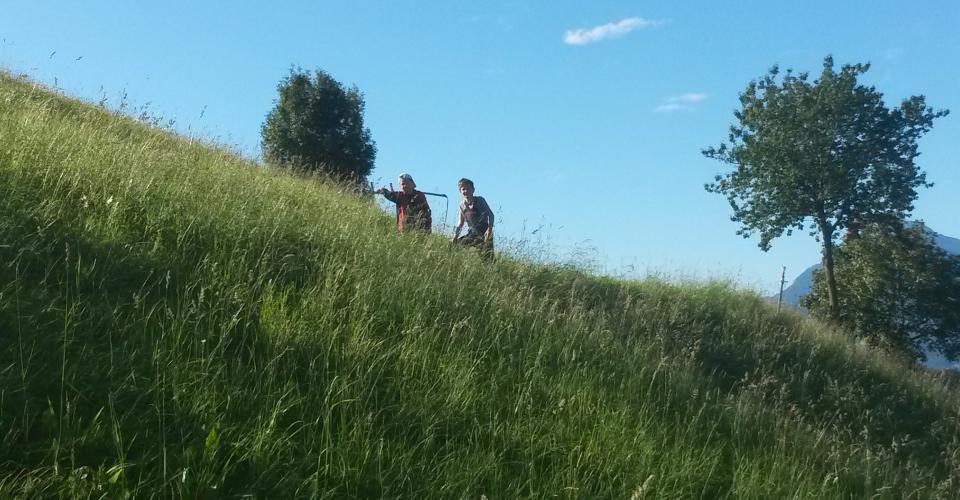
[262,68,376,181]
[704,56,948,317]
[802,223,960,362]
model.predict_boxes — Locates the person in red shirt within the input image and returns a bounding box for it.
[376,173,432,234]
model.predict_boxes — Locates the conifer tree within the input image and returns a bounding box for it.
[262,68,376,181]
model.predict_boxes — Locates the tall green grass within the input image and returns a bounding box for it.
[2,71,960,498]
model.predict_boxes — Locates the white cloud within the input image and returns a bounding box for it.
[883,47,905,61]
[654,93,708,113]
[667,92,707,104]
[564,17,663,45]
[545,171,568,183]
[653,103,688,113]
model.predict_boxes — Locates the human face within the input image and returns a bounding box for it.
[399,177,414,194]
[459,184,474,200]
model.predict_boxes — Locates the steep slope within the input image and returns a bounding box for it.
[3,73,960,498]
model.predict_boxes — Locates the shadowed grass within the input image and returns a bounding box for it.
[2,71,960,498]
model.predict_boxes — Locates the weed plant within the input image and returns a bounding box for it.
[2,71,960,498]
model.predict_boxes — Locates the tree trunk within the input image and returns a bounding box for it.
[819,220,840,320]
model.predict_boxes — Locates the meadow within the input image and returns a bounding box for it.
[2,71,959,498]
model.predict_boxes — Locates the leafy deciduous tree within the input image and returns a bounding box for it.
[704,56,948,318]
[802,223,960,362]
[262,67,376,181]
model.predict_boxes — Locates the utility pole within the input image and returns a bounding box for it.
[776,266,787,314]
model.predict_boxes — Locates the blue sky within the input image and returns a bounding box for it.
[3,1,957,294]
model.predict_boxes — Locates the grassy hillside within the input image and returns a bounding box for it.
[2,72,960,498]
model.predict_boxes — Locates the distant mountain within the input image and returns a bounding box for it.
[777,264,820,310]
[771,225,960,369]
[934,231,960,255]
[776,226,960,309]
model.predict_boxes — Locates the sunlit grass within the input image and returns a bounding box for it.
[2,70,960,498]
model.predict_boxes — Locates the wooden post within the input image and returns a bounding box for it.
[777,266,787,313]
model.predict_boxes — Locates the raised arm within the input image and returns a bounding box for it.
[376,188,399,203]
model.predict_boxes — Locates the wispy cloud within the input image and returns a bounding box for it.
[654,92,707,113]
[563,17,664,45]
[545,171,568,183]
[883,47,905,61]
[653,103,686,113]
[668,93,707,104]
